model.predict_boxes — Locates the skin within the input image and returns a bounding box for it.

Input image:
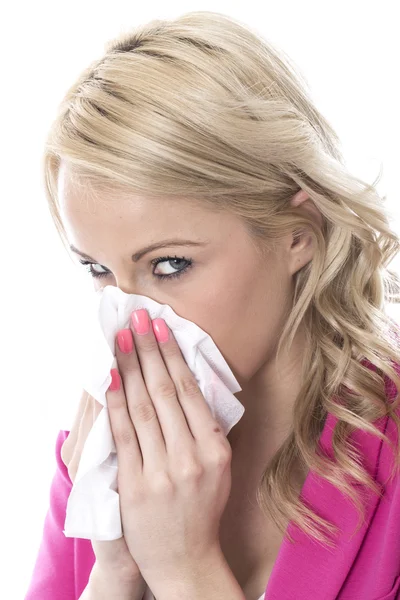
[58,160,323,478]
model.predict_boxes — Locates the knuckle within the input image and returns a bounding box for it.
[131,401,157,423]
[122,359,139,375]
[151,471,173,495]
[207,444,232,470]
[160,341,180,358]
[114,427,135,446]
[154,380,176,400]
[137,336,158,354]
[177,376,200,398]
[178,459,204,481]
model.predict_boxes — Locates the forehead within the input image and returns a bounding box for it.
[57,163,213,238]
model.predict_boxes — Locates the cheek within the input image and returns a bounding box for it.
[218,311,278,382]
[203,271,292,382]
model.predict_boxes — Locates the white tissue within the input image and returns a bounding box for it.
[63,285,245,541]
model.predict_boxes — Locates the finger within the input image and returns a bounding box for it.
[106,368,143,473]
[152,319,223,445]
[115,324,169,471]
[128,308,193,448]
[129,310,194,444]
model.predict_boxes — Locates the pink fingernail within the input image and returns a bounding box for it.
[152,318,169,343]
[109,369,121,391]
[131,309,150,335]
[117,329,134,353]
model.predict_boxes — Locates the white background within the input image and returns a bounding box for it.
[1,1,399,598]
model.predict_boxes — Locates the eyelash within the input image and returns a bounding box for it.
[78,255,193,282]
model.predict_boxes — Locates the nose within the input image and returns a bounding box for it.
[98,279,137,296]
[116,281,133,295]
[116,280,142,296]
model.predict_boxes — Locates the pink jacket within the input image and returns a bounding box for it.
[25,358,400,600]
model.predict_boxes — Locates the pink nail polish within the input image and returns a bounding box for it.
[152,319,169,343]
[117,329,133,353]
[131,309,150,335]
[109,369,121,391]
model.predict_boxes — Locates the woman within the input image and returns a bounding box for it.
[25,10,400,600]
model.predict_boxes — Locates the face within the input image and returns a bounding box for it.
[58,162,314,391]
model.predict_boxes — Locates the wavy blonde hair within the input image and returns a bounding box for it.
[42,10,400,547]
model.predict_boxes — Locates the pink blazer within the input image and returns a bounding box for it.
[25,358,400,600]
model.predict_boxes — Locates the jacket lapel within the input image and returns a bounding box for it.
[265,362,392,600]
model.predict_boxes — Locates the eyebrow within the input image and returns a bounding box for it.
[69,239,208,263]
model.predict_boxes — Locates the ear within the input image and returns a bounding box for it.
[290,189,324,229]
[287,189,323,275]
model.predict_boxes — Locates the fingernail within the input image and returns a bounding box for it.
[117,329,134,353]
[152,319,169,343]
[109,369,121,391]
[131,309,150,335]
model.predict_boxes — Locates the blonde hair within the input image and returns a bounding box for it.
[43,10,400,547]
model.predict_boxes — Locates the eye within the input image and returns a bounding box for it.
[78,255,193,282]
[151,255,193,281]
[78,260,109,279]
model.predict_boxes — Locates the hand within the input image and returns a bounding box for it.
[61,389,144,581]
[106,309,233,587]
